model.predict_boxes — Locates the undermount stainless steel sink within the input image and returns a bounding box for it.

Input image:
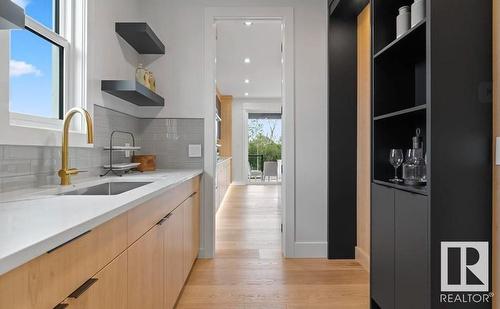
[60,182,152,196]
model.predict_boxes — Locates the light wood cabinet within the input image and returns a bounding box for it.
[0,176,201,309]
[64,252,128,309]
[191,193,200,265]
[127,224,164,309]
[183,193,200,280]
[216,88,233,158]
[127,176,199,246]
[216,158,231,212]
[164,205,185,309]
[0,213,126,309]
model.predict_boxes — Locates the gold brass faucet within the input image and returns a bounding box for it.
[58,107,94,185]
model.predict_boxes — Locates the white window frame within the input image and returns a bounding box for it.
[0,0,90,147]
[10,14,70,130]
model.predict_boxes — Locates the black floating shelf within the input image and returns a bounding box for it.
[374,104,427,121]
[373,179,428,196]
[0,0,25,29]
[101,80,164,107]
[374,19,426,59]
[115,22,165,54]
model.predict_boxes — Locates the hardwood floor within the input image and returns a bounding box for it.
[177,185,369,309]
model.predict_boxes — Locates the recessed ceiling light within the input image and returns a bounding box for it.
[244,58,251,64]
[244,21,253,26]
[244,92,249,96]
[244,79,250,84]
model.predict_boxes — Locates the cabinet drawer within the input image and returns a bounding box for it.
[0,213,127,309]
[127,176,200,246]
[64,251,127,309]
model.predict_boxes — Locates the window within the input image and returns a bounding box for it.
[9,0,69,121]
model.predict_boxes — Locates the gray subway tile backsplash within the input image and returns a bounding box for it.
[0,105,203,193]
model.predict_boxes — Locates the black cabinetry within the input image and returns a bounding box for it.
[371,184,395,309]
[371,0,492,308]
[372,184,428,309]
[394,189,428,309]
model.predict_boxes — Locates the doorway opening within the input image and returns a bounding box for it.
[214,18,285,258]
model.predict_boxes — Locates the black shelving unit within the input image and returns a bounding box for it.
[372,179,427,195]
[104,23,166,108]
[115,22,165,54]
[101,80,164,107]
[371,1,492,309]
[373,104,426,121]
[373,19,425,59]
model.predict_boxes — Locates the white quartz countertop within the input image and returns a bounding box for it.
[0,169,202,276]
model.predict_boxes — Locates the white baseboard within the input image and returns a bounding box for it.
[292,241,328,258]
[355,246,370,272]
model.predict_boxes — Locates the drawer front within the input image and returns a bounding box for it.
[64,251,128,309]
[0,213,127,309]
[127,176,200,246]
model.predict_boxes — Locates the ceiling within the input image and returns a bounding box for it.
[216,20,283,99]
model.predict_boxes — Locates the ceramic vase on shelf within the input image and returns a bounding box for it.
[411,0,425,27]
[396,6,410,38]
[135,64,150,89]
[147,71,156,92]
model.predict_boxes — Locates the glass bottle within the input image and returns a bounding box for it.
[402,128,427,186]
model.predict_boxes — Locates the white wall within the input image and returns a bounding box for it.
[87,0,142,117]
[232,99,282,185]
[139,0,328,257]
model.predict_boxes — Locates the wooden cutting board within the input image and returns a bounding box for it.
[132,155,156,171]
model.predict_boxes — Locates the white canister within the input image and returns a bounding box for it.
[411,0,425,27]
[396,6,411,38]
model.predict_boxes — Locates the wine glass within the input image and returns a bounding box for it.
[389,149,404,183]
[405,149,413,162]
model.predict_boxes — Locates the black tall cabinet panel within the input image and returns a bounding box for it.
[328,0,369,259]
[370,0,492,308]
[395,190,429,309]
[371,184,395,309]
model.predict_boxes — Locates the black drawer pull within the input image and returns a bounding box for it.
[157,217,167,225]
[69,278,98,299]
[47,230,91,253]
[53,304,69,309]
[157,213,173,225]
